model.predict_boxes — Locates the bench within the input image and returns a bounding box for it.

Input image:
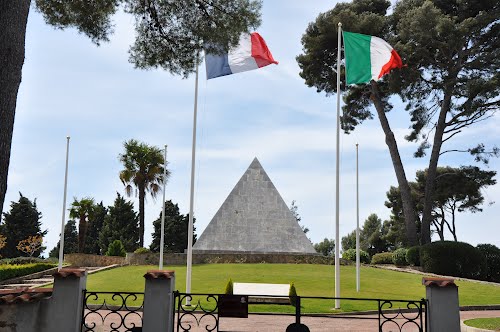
[233,282,291,304]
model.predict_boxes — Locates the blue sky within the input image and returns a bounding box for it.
[6,1,499,254]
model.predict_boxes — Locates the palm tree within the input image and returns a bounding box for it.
[69,197,95,253]
[119,139,169,247]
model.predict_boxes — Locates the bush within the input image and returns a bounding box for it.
[134,247,151,254]
[342,249,370,264]
[476,244,500,282]
[106,240,126,257]
[420,241,486,279]
[392,248,408,266]
[371,252,394,265]
[0,257,46,265]
[224,278,233,295]
[289,282,297,307]
[0,263,56,281]
[406,246,420,266]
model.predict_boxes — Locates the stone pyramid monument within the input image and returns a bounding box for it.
[193,158,316,254]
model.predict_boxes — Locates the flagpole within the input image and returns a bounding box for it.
[356,143,360,292]
[335,22,342,309]
[58,136,70,271]
[186,59,199,304]
[159,145,168,270]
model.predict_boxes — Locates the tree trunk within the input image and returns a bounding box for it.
[370,81,418,246]
[78,217,87,253]
[0,0,31,216]
[138,185,145,247]
[420,85,454,244]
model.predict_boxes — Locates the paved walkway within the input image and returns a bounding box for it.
[83,310,500,331]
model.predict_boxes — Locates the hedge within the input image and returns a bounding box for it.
[406,246,420,266]
[342,249,370,264]
[371,252,394,265]
[392,248,408,266]
[0,263,56,281]
[420,241,486,279]
[476,244,500,282]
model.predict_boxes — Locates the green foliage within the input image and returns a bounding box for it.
[0,263,56,281]
[49,219,79,258]
[342,248,370,264]
[371,252,394,265]
[119,139,169,247]
[360,214,389,256]
[0,257,46,265]
[224,278,233,295]
[70,197,96,253]
[0,193,47,258]
[341,230,356,251]
[133,247,150,254]
[314,238,335,257]
[84,202,107,254]
[406,246,420,266]
[106,240,126,257]
[99,193,139,254]
[392,248,408,266]
[150,200,196,253]
[420,241,486,279]
[289,282,297,307]
[476,244,500,282]
[290,200,309,234]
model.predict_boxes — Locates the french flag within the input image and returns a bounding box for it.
[205,32,278,80]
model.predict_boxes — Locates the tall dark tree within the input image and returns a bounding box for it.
[150,200,196,253]
[341,214,389,256]
[0,193,47,258]
[341,230,356,251]
[48,219,78,258]
[119,139,169,247]
[69,197,95,253]
[314,238,335,257]
[99,193,139,253]
[0,0,261,217]
[297,0,500,245]
[84,201,107,254]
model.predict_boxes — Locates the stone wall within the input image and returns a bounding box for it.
[65,253,125,267]
[126,252,347,265]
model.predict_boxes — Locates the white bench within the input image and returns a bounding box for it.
[233,282,291,304]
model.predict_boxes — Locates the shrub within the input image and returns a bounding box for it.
[106,240,126,257]
[392,248,408,266]
[420,241,486,279]
[0,257,46,265]
[371,252,394,265]
[134,247,150,254]
[342,249,370,264]
[0,263,56,281]
[476,244,500,282]
[289,282,297,307]
[406,246,420,266]
[224,278,233,295]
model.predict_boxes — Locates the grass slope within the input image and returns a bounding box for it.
[86,264,500,313]
[464,317,500,330]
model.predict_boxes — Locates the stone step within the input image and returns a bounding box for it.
[1,283,41,289]
[21,278,53,283]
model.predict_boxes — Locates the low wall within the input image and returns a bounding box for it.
[65,253,125,267]
[126,252,348,265]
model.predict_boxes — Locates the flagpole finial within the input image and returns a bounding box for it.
[338,22,342,27]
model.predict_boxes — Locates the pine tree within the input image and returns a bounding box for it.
[84,202,107,254]
[99,193,139,254]
[0,193,47,258]
[48,219,78,258]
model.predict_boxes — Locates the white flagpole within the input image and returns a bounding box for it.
[58,136,70,271]
[356,143,360,292]
[335,22,342,309]
[159,145,168,270]
[186,60,199,303]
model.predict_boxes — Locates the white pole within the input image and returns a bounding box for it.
[335,22,342,309]
[58,136,70,271]
[159,145,168,270]
[356,143,360,292]
[186,61,199,303]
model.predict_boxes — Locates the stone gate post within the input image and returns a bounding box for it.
[142,270,175,332]
[422,277,460,332]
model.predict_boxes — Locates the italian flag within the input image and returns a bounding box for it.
[343,31,403,85]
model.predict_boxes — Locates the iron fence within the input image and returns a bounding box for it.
[81,290,144,332]
[173,292,427,332]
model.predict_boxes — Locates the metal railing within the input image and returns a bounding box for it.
[81,290,144,332]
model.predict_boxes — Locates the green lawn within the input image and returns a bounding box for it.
[85,264,500,313]
[464,317,500,330]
